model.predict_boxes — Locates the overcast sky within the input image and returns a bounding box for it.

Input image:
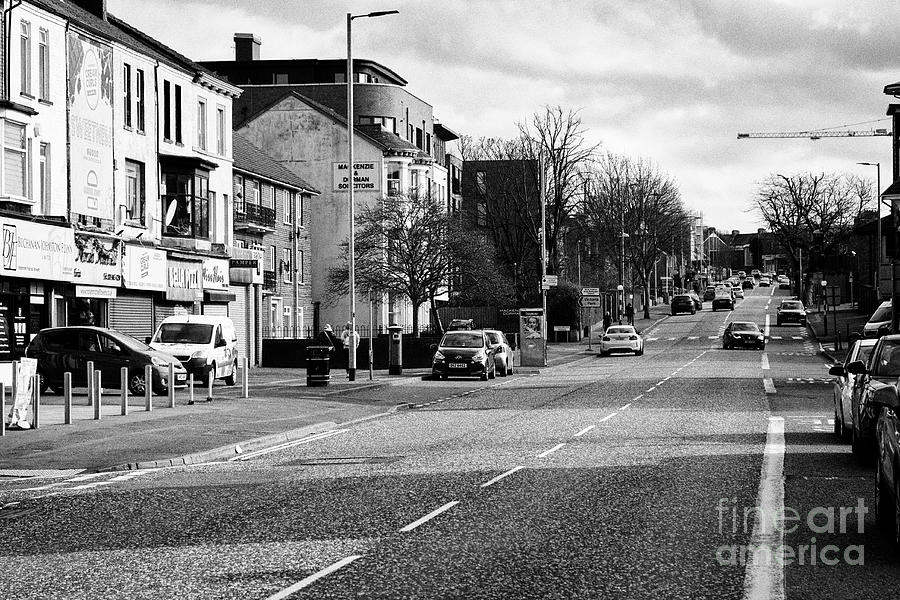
[109,0,897,232]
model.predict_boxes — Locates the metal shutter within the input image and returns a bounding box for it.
[229,285,249,363]
[203,303,228,318]
[109,292,153,340]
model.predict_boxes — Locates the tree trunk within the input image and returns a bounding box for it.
[412,301,421,337]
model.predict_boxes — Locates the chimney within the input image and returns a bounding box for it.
[234,33,261,61]
[757,228,766,236]
[72,0,107,20]
[731,230,740,236]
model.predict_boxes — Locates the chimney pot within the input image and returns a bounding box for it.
[234,33,261,61]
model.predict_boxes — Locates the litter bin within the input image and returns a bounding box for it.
[306,345,332,386]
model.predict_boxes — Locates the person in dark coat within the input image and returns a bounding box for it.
[602,311,612,334]
[316,324,341,351]
[625,303,635,325]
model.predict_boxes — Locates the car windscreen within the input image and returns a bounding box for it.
[873,340,900,376]
[781,302,803,310]
[673,295,690,302]
[607,327,634,335]
[731,323,759,332]
[440,332,484,348]
[154,323,214,344]
[870,304,892,323]
[111,331,151,351]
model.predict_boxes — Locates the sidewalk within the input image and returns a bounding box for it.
[0,343,590,475]
[807,302,870,363]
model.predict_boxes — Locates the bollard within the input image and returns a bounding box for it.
[11,361,18,416]
[168,363,176,408]
[188,374,195,405]
[241,356,249,399]
[64,372,72,425]
[121,367,129,416]
[86,360,94,407]
[144,364,153,412]
[1,383,5,436]
[31,374,40,429]
[93,370,102,420]
[207,373,213,403]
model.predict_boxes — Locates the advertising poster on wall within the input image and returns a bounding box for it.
[124,245,166,291]
[67,32,114,221]
[72,232,121,287]
[0,216,75,281]
[333,162,381,193]
[519,308,546,367]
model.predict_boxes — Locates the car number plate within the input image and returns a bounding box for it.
[449,363,466,368]
[176,374,187,381]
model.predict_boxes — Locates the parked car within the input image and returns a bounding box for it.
[149,315,238,386]
[26,326,188,396]
[829,338,877,442]
[447,318,475,331]
[776,300,807,326]
[722,321,765,350]
[484,329,514,376]
[600,324,644,357]
[845,334,900,459]
[863,300,892,339]
[759,276,771,287]
[741,279,755,290]
[871,381,900,542]
[751,269,761,279]
[670,294,696,315]
[431,330,496,380]
[712,290,734,311]
[703,286,717,301]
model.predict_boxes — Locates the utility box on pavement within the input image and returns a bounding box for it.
[388,325,403,375]
[306,346,332,386]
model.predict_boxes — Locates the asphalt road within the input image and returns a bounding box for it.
[2,284,893,599]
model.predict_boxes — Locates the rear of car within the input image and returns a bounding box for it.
[759,276,771,287]
[670,294,695,315]
[600,325,643,356]
[484,329,513,376]
[863,300,892,339]
[742,279,754,290]
[712,290,734,311]
[703,286,716,301]
[776,300,807,326]
[432,330,495,380]
[733,286,744,299]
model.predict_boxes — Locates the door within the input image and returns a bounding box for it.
[75,330,104,388]
[96,333,131,388]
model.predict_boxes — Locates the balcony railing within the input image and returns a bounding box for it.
[263,269,277,291]
[162,194,209,239]
[234,200,276,231]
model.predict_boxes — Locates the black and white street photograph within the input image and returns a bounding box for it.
[2,1,900,598]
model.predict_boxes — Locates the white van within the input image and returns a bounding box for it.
[863,300,892,339]
[149,315,238,385]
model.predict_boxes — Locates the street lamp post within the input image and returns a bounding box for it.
[347,9,398,381]
[858,162,881,299]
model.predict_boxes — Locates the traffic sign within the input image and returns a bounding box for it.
[580,296,602,308]
[581,287,600,296]
[542,275,558,287]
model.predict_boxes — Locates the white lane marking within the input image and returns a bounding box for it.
[619,403,631,410]
[481,466,525,488]
[668,337,677,341]
[708,335,718,340]
[742,418,786,599]
[761,354,770,370]
[771,335,782,340]
[688,336,699,340]
[265,555,363,600]
[599,412,619,423]
[792,336,802,340]
[400,500,460,532]
[538,443,566,458]
[646,337,659,341]
[230,429,348,462]
[763,378,776,394]
[764,314,770,338]
[645,387,656,392]
[632,394,644,401]
[574,425,596,437]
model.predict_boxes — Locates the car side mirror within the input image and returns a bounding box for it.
[828,365,845,377]
[871,385,900,410]
[845,360,867,375]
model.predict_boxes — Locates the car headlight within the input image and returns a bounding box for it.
[150,356,168,367]
[472,350,486,362]
[190,350,207,359]
[433,350,445,361]
[757,335,765,340]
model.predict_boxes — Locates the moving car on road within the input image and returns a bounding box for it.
[777,275,791,289]
[670,294,696,315]
[600,325,644,356]
[742,279,755,290]
[703,285,717,301]
[484,329,514,376]
[722,321,765,350]
[830,338,877,443]
[431,330,496,381]
[733,286,744,299]
[26,326,188,396]
[759,276,771,287]
[776,300,807,326]
[712,289,735,311]
[863,300,892,339]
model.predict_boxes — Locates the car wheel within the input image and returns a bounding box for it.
[481,370,489,381]
[876,453,894,529]
[498,361,508,377]
[224,360,237,386]
[488,365,496,380]
[636,347,644,356]
[128,371,148,396]
[441,374,448,380]
[691,309,696,315]
[712,306,717,312]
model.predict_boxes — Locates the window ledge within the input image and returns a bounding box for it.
[19,92,34,100]
[38,98,52,106]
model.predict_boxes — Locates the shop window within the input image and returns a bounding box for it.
[161,171,209,239]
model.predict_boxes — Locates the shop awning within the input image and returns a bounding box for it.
[204,290,236,303]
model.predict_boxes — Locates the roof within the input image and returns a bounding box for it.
[434,122,459,141]
[32,0,238,95]
[356,125,421,155]
[232,132,320,194]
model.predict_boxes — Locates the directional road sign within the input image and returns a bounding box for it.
[580,296,602,308]
[581,287,600,296]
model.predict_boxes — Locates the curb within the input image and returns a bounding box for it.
[101,402,413,472]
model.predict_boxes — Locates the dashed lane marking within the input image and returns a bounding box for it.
[399,500,460,533]
[537,443,566,458]
[761,354,770,370]
[574,425,596,437]
[265,555,364,600]
[599,412,619,423]
[480,466,525,488]
[619,403,631,410]
[764,378,777,394]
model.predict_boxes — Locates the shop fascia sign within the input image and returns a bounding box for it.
[166,258,203,302]
[202,257,230,290]
[72,231,122,287]
[229,245,263,285]
[0,216,75,282]
[333,161,381,193]
[124,245,166,291]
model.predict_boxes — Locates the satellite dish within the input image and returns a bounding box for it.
[164,200,178,226]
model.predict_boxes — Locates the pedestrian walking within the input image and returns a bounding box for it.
[625,303,635,325]
[602,311,612,334]
[341,321,360,377]
[316,323,339,349]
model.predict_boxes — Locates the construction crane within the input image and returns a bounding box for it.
[737,128,890,140]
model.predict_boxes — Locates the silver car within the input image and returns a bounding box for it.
[830,338,877,442]
[484,329,514,376]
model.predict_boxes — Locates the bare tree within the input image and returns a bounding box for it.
[754,172,872,300]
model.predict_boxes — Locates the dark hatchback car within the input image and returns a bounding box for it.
[741,279,755,290]
[722,321,765,350]
[670,294,696,315]
[776,300,807,326]
[26,326,188,395]
[431,330,496,381]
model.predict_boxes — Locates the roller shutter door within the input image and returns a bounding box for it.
[109,293,153,340]
[229,286,249,362]
[203,303,228,318]
[154,302,194,327]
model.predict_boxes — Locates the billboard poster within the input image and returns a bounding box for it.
[67,32,114,221]
[72,232,121,287]
[0,216,75,281]
[124,245,166,291]
[519,308,546,367]
[333,162,381,193]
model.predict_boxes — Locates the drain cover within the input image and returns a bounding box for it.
[288,456,402,466]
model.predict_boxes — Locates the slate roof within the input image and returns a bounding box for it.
[232,132,319,194]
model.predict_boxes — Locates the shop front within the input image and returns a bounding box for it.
[158,254,203,321]
[229,247,263,366]
[202,256,234,317]
[113,244,166,340]
[0,216,75,362]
